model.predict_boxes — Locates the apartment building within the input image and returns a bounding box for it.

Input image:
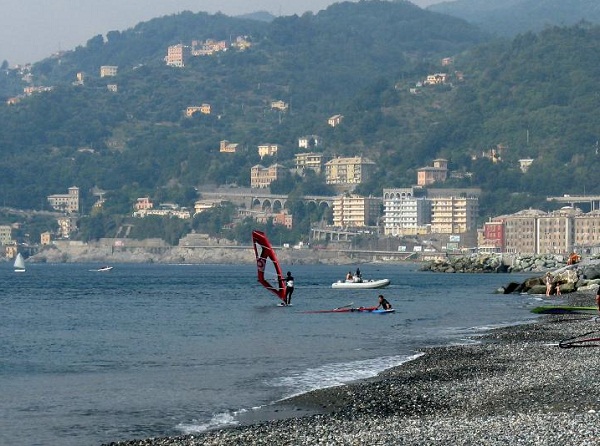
[47,186,80,214]
[57,216,78,238]
[134,197,154,211]
[325,156,376,186]
[166,44,186,67]
[333,194,381,228]
[382,188,431,236]
[250,164,286,189]
[502,209,547,254]
[574,210,600,249]
[295,152,323,174]
[429,195,478,234]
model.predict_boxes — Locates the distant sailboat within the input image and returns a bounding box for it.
[14,253,25,273]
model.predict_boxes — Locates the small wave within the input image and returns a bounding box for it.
[176,408,249,434]
[267,353,423,398]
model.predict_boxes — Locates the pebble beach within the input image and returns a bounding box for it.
[104,293,600,446]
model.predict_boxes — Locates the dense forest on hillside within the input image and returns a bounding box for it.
[2,1,600,243]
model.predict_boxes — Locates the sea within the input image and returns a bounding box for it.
[0,262,542,446]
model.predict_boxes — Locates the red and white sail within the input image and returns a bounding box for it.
[252,230,287,303]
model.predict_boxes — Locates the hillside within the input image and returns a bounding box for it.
[429,0,600,37]
[0,0,485,213]
[3,1,600,244]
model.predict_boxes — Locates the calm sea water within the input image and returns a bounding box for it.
[0,262,539,446]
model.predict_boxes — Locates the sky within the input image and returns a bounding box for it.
[1,0,440,66]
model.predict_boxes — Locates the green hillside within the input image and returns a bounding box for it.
[2,1,600,243]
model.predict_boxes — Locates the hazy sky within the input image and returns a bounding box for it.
[1,0,440,66]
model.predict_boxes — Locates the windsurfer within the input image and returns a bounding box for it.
[376,294,392,310]
[285,271,295,305]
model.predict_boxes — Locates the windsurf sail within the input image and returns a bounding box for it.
[252,230,286,303]
[559,329,600,348]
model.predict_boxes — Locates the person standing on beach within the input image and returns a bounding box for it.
[545,272,553,296]
[285,271,294,305]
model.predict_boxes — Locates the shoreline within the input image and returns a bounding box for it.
[104,292,600,445]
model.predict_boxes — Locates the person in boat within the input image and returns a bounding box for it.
[354,267,362,283]
[285,271,295,305]
[346,271,353,281]
[376,294,392,310]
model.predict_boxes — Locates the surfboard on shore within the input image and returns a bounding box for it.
[531,305,598,315]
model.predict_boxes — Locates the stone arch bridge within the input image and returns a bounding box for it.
[199,190,333,212]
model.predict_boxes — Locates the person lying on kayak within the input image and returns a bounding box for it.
[376,294,392,310]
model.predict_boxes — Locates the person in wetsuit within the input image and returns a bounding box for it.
[376,294,392,310]
[285,271,294,305]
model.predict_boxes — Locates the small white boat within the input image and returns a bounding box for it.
[331,278,390,289]
[94,266,113,272]
[14,253,26,273]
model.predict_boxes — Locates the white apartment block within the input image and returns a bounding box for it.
[333,195,381,228]
[382,188,431,236]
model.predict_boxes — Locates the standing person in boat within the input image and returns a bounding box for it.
[355,267,362,282]
[376,294,392,310]
[285,271,295,305]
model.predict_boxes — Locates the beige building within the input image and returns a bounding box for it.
[325,156,376,186]
[295,152,323,174]
[220,140,239,153]
[191,39,228,56]
[429,195,478,234]
[251,164,286,189]
[0,225,12,245]
[100,66,118,77]
[48,186,80,214]
[165,44,186,67]
[194,200,221,216]
[417,159,448,186]
[502,209,546,254]
[258,144,279,159]
[332,194,381,228]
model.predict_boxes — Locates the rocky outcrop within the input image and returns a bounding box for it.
[420,254,508,273]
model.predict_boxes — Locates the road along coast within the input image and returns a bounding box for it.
[104,292,600,446]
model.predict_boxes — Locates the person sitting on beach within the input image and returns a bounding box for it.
[376,294,392,310]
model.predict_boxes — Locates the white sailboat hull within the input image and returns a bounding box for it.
[331,278,390,289]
